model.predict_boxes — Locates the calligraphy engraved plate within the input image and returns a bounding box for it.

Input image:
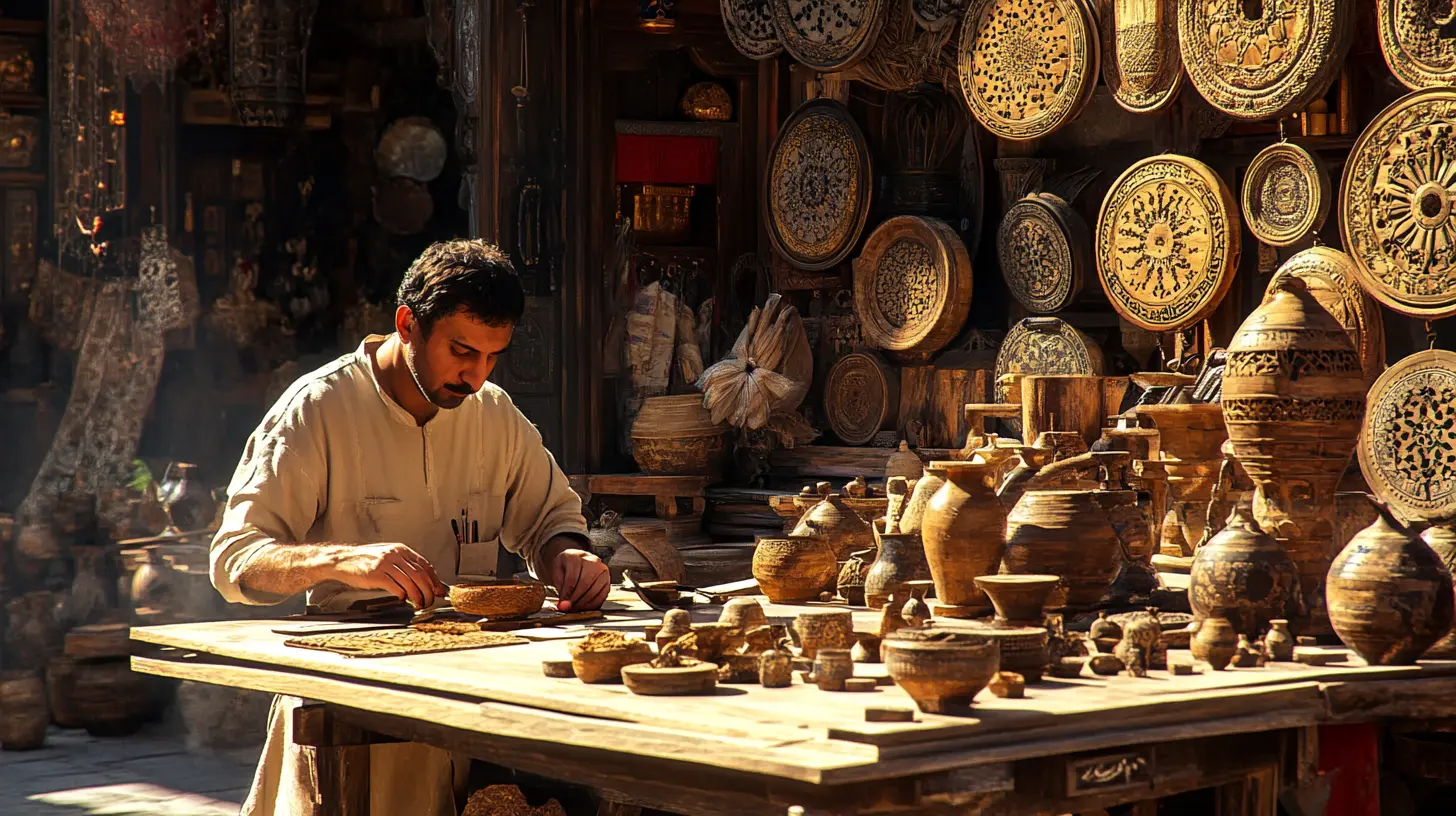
[957,0,1100,142]
[1379,0,1456,90]
[1178,0,1355,121]
[1242,141,1332,247]
[1065,750,1154,797]
[825,352,900,445]
[1100,0,1184,114]
[1340,88,1456,319]
[765,99,874,272]
[1096,154,1241,332]
[771,0,888,72]
[0,36,39,97]
[1359,349,1456,525]
[994,317,1105,403]
[999,192,1093,315]
[722,0,784,60]
[912,0,967,31]
[853,215,972,356]
[1263,246,1384,384]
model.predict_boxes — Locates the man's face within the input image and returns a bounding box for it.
[399,307,514,410]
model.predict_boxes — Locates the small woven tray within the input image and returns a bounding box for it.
[284,628,526,658]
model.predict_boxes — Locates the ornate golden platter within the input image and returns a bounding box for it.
[1177,0,1354,121]
[912,0,966,31]
[1359,349,1456,524]
[994,317,1105,403]
[765,99,874,271]
[853,215,973,356]
[824,352,901,445]
[1100,0,1183,114]
[1242,141,1331,247]
[772,0,888,72]
[1263,247,1385,385]
[722,0,783,60]
[998,193,1093,315]
[1341,88,1456,318]
[1379,0,1456,90]
[1096,154,1241,332]
[956,0,1100,141]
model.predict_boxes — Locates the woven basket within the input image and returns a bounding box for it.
[630,395,728,477]
[448,581,547,619]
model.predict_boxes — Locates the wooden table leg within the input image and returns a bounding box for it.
[295,704,374,816]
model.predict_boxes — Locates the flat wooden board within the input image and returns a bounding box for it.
[583,474,712,498]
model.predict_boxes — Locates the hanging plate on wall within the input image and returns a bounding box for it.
[721,0,783,60]
[1178,0,1354,121]
[852,215,973,357]
[956,0,1100,141]
[771,0,889,72]
[912,0,967,31]
[1096,154,1241,333]
[1241,141,1332,247]
[1099,0,1183,114]
[1341,88,1456,319]
[1262,247,1385,385]
[998,192,1095,315]
[1359,349,1456,525]
[1378,0,1456,90]
[824,352,901,445]
[764,99,874,271]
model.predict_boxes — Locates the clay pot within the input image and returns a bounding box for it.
[920,460,1005,615]
[1191,616,1238,671]
[159,463,216,533]
[719,598,768,631]
[1134,403,1228,556]
[1326,501,1455,665]
[974,574,1060,625]
[1003,490,1132,607]
[758,651,793,687]
[630,395,729,478]
[569,634,655,683]
[885,441,924,481]
[1265,620,1295,662]
[901,581,933,627]
[865,519,932,609]
[792,609,854,659]
[72,660,149,736]
[791,486,876,560]
[899,466,948,535]
[0,670,47,750]
[808,648,854,691]
[882,629,999,714]
[1188,501,1301,636]
[837,549,873,606]
[1422,525,1456,659]
[131,546,175,614]
[448,580,547,619]
[752,535,838,603]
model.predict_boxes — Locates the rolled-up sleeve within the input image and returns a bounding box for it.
[497,402,589,578]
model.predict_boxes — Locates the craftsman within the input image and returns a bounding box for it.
[209,239,606,816]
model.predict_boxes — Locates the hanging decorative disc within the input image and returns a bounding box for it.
[1100,0,1183,114]
[852,215,973,356]
[1096,154,1241,332]
[1341,88,1456,318]
[998,193,1094,315]
[1378,0,1456,90]
[1263,247,1385,385]
[771,0,889,72]
[912,0,966,31]
[1241,141,1332,247]
[765,99,874,271]
[956,0,1100,141]
[721,0,783,60]
[1178,0,1354,121]
[1359,349,1456,524]
[994,317,1105,400]
[824,352,901,445]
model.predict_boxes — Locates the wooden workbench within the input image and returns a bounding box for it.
[130,594,1456,815]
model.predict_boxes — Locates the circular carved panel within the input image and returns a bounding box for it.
[1340,88,1456,318]
[765,100,874,271]
[1242,141,1331,247]
[853,215,972,355]
[1263,247,1386,385]
[957,0,1100,141]
[1178,0,1354,121]
[1100,0,1184,114]
[824,352,901,445]
[998,193,1092,314]
[1379,0,1456,90]
[994,317,1105,402]
[772,0,888,72]
[722,0,784,60]
[913,0,966,31]
[1360,349,1456,524]
[1096,154,1241,332]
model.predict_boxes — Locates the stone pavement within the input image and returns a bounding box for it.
[0,725,260,815]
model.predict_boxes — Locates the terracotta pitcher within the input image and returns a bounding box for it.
[919,460,1004,616]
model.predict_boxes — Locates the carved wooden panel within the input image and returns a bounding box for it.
[852,215,972,356]
[1178,0,1355,121]
[490,296,558,397]
[1359,349,1456,524]
[4,187,37,300]
[1379,0,1456,90]
[1096,154,1241,332]
[1263,247,1384,385]
[0,114,40,171]
[721,0,783,60]
[1242,141,1331,247]
[1099,0,1183,114]
[994,318,1105,403]
[0,35,40,97]
[998,192,1092,315]
[957,0,1100,141]
[1340,87,1456,318]
[765,99,873,272]
[771,0,888,72]
[913,0,967,31]
[824,352,900,445]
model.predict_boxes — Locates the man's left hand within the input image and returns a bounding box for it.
[552,548,609,612]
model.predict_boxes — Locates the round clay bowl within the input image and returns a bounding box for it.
[449,580,547,619]
[621,662,719,695]
[973,575,1061,624]
[882,629,999,714]
[569,640,654,684]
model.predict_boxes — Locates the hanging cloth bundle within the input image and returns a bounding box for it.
[696,294,812,431]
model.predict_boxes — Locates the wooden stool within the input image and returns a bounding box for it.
[571,474,709,520]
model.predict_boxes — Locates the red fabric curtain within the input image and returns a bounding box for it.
[615,135,718,184]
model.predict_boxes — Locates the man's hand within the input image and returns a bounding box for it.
[329,543,447,608]
[551,548,609,612]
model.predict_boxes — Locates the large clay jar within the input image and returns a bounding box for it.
[792,484,875,561]
[1188,500,1301,636]
[919,460,1005,615]
[882,629,1000,714]
[864,519,932,609]
[752,535,838,603]
[1422,525,1456,659]
[159,463,216,533]
[630,395,729,479]
[899,465,948,535]
[0,670,48,750]
[1003,490,1130,607]
[1326,501,1455,665]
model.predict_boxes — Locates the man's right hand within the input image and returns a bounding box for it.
[329,543,446,608]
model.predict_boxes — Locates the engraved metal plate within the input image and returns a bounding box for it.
[765,99,873,271]
[1100,0,1183,114]
[772,0,888,72]
[853,214,972,356]
[1242,141,1332,247]
[1379,0,1456,90]
[722,0,784,60]
[1360,349,1456,524]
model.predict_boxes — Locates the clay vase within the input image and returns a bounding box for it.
[752,535,837,603]
[130,546,175,614]
[1326,501,1455,665]
[882,630,1000,714]
[159,463,216,533]
[792,609,854,659]
[1191,616,1238,671]
[899,465,948,535]
[885,441,924,481]
[837,549,873,606]
[0,670,48,750]
[1188,501,1301,636]
[1002,490,1129,607]
[1421,525,1456,659]
[63,546,110,628]
[919,460,1005,616]
[1265,619,1295,662]
[809,648,854,691]
[792,486,876,560]
[865,519,932,609]
[1134,403,1228,556]
[973,574,1060,625]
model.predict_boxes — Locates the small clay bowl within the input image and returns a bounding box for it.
[621,662,719,695]
[569,637,654,683]
[973,574,1061,625]
[719,597,769,630]
[449,580,547,619]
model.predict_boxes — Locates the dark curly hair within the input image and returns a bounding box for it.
[396,240,525,334]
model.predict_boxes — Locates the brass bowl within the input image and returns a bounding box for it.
[448,580,547,619]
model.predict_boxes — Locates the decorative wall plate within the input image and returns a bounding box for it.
[913,0,967,31]
[1378,0,1456,90]
[1242,141,1332,247]
[1100,0,1183,114]
[1340,88,1456,319]
[1178,0,1354,121]
[825,352,901,445]
[998,192,1094,314]
[957,0,1101,141]
[1263,247,1385,386]
[1096,154,1241,332]
[721,0,783,60]
[1359,349,1456,524]
[853,215,972,356]
[772,0,889,72]
[994,317,1106,403]
[765,99,874,271]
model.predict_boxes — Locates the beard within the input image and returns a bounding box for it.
[404,345,475,410]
